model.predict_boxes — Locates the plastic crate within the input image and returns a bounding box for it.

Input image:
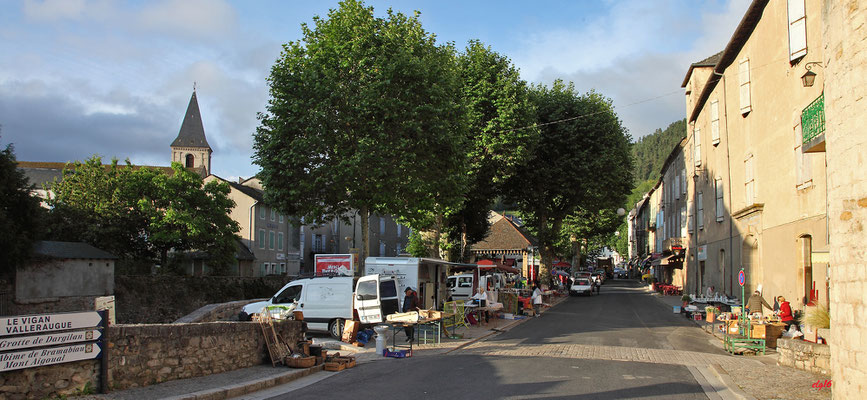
[383,349,411,358]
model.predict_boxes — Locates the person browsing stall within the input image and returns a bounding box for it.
[746,290,772,316]
[532,285,543,317]
[402,287,420,342]
[777,296,796,330]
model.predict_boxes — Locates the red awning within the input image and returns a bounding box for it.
[477,264,521,274]
[552,261,572,268]
[477,259,497,265]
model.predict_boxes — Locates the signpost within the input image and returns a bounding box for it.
[739,268,746,311]
[0,310,108,392]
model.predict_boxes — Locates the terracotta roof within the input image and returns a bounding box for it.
[171,91,211,150]
[471,215,538,251]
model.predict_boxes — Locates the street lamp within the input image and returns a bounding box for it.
[617,208,626,216]
[801,61,823,87]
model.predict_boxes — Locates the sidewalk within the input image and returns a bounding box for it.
[647,286,831,400]
[74,295,569,400]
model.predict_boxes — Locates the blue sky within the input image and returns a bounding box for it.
[0,0,749,180]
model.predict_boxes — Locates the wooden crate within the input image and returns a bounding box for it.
[285,356,316,368]
[324,362,345,372]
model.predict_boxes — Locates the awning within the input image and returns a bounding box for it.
[552,261,572,268]
[478,264,521,274]
[653,254,684,267]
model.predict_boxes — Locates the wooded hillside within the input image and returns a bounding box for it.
[631,119,686,183]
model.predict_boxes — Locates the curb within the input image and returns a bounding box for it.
[710,363,757,400]
[163,365,324,400]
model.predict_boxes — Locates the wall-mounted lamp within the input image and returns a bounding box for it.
[801,61,823,87]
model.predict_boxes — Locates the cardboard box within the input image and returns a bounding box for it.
[342,320,360,343]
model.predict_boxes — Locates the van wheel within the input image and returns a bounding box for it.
[329,318,345,339]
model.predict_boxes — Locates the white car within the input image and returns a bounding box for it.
[569,278,595,296]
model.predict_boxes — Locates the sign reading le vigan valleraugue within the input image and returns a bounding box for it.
[1,312,103,337]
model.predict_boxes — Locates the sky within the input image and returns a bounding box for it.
[0,0,750,181]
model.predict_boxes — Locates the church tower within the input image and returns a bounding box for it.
[170,90,212,175]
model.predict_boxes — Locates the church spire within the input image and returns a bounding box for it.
[171,91,211,150]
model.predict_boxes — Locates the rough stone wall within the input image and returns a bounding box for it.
[0,360,99,400]
[0,321,304,399]
[777,338,831,375]
[108,321,304,390]
[114,275,290,323]
[823,1,867,398]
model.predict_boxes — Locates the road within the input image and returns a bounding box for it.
[239,280,735,399]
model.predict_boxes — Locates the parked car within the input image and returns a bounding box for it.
[613,267,627,279]
[569,278,595,296]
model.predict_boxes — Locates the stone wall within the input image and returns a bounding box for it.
[114,275,290,323]
[777,338,831,376]
[108,321,304,390]
[823,0,867,398]
[0,320,305,399]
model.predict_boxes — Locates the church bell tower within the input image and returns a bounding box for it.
[170,89,212,175]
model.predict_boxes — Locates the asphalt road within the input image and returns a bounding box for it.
[250,279,725,400]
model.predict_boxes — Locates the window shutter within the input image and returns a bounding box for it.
[697,192,704,230]
[694,127,702,167]
[788,0,807,61]
[711,100,720,144]
[739,59,751,114]
[715,177,724,221]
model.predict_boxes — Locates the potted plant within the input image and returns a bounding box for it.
[705,306,716,323]
[804,304,830,344]
[681,294,692,307]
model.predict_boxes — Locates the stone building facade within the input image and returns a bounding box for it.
[823,0,867,397]
[680,0,829,308]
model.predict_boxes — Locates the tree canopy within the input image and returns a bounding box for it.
[253,0,468,264]
[46,157,240,270]
[505,80,633,286]
[443,40,538,261]
[0,137,43,277]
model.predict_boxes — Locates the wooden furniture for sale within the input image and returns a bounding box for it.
[724,318,766,355]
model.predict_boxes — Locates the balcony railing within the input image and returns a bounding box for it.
[802,93,825,145]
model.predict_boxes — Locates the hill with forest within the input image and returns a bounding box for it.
[631,119,686,183]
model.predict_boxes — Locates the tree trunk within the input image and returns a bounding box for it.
[433,212,444,259]
[539,244,555,289]
[460,220,468,263]
[360,206,369,276]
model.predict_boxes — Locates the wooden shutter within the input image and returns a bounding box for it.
[739,59,751,114]
[788,0,807,61]
[715,177,724,220]
[711,100,720,144]
[694,127,702,166]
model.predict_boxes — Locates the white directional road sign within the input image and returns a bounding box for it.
[1,312,103,337]
[0,329,102,352]
[0,343,102,372]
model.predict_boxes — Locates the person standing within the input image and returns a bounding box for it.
[402,287,420,342]
[532,285,543,317]
[746,290,772,316]
[777,296,796,330]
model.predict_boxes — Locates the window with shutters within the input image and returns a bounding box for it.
[794,123,813,189]
[675,175,680,200]
[715,177,724,221]
[697,192,704,230]
[788,0,807,61]
[277,232,284,251]
[681,169,687,195]
[270,209,275,221]
[258,229,265,249]
[739,59,752,114]
[694,127,702,167]
[379,241,386,256]
[688,207,695,234]
[379,217,385,235]
[745,155,756,204]
[711,100,720,145]
[259,205,265,219]
[680,205,687,237]
[269,231,275,250]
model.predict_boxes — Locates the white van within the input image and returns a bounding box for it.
[446,273,506,301]
[240,276,356,338]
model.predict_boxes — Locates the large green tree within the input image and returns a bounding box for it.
[47,157,240,270]
[505,81,633,287]
[0,137,43,277]
[253,0,468,266]
[442,40,538,261]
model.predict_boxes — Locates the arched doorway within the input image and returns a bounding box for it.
[185,154,195,168]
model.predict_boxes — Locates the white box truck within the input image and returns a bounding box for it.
[355,257,477,324]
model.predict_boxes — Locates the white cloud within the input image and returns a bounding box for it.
[136,0,238,40]
[23,0,87,21]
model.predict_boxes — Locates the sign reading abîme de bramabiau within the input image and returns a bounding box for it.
[0,312,104,372]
